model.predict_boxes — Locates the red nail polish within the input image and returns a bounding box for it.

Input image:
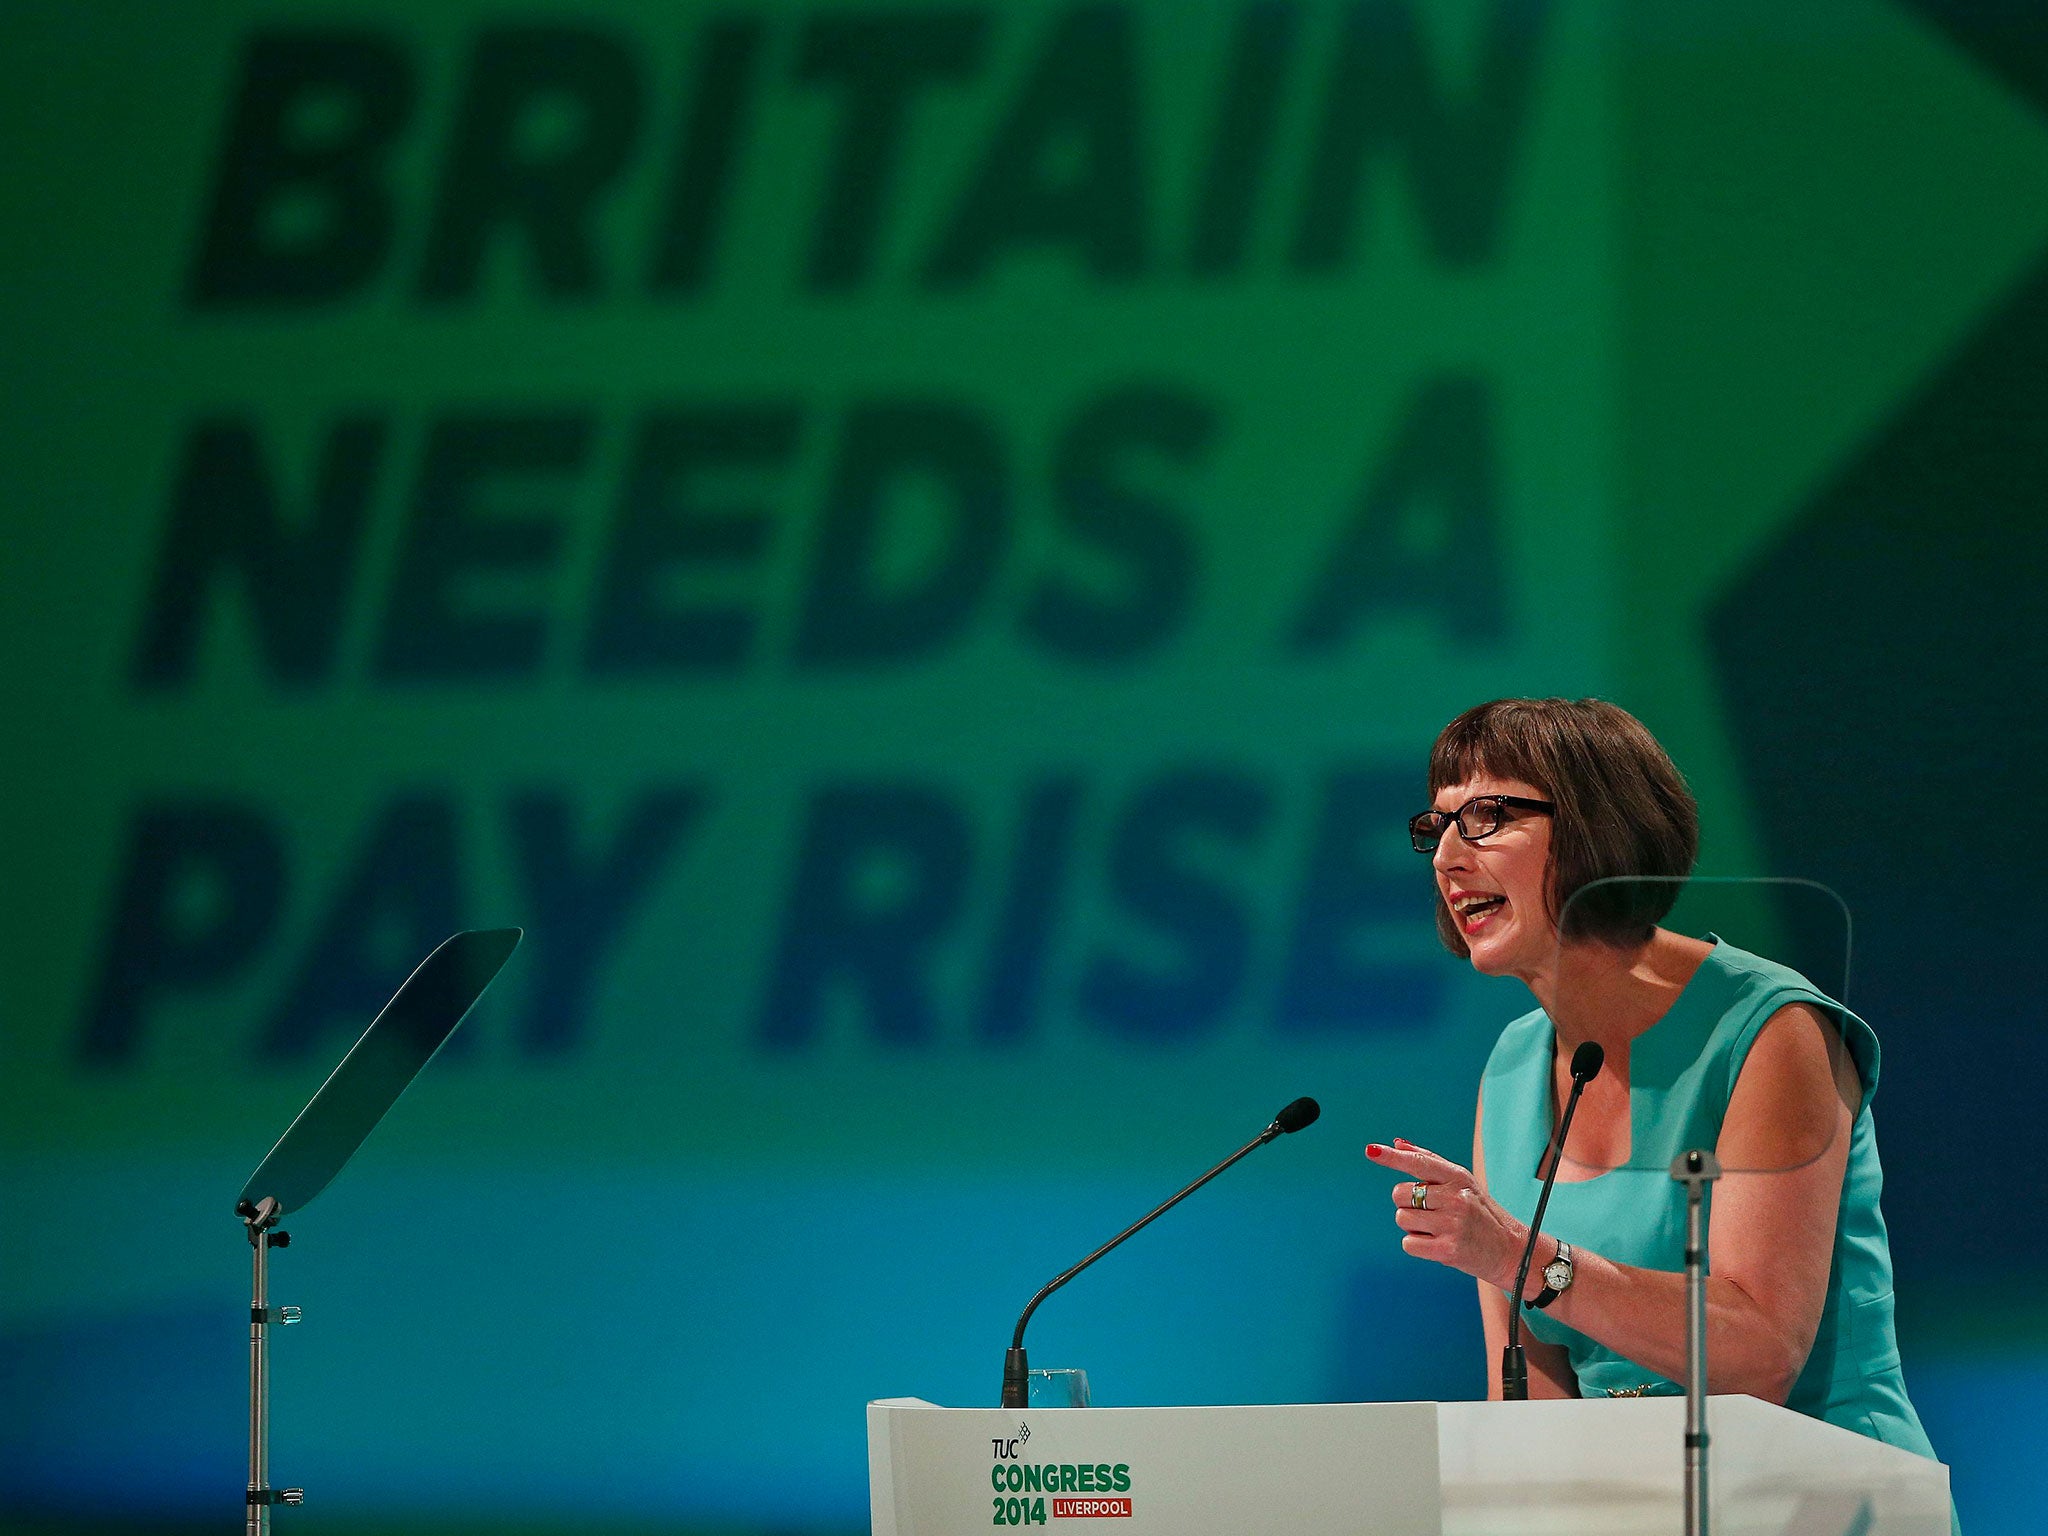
[1394,1137,1414,1150]
[1366,1143,1383,1158]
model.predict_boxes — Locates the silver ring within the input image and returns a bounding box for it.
[1409,1181,1428,1210]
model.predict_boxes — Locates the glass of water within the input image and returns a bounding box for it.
[1027,1368,1091,1408]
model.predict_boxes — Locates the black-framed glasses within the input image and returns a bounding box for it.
[1408,795,1554,853]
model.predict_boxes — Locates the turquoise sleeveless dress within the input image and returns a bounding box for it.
[1479,940,1948,1487]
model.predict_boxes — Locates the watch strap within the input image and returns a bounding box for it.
[1528,1239,1573,1310]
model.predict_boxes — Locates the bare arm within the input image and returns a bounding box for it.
[1543,1003,1855,1397]
[1375,1005,1855,1402]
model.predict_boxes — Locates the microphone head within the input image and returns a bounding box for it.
[1274,1097,1321,1134]
[1569,1041,1605,1084]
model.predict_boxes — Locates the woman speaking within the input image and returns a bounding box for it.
[1367,698,1946,1482]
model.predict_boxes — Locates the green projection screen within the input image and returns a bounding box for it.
[5,1,2043,1530]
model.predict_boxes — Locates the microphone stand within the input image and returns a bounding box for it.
[1671,1148,1721,1536]
[1502,1049,1599,1400]
[1002,1106,1313,1408]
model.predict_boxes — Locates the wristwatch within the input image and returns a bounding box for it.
[1529,1239,1574,1310]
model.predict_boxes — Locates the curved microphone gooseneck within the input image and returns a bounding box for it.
[1000,1097,1320,1409]
[1501,1041,1604,1400]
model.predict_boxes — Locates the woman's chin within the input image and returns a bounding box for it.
[1462,918,1523,977]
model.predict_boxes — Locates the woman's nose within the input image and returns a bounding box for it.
[1431,824,1471,872]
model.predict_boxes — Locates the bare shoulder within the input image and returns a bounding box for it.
[1748,1001,1861,1096]
[1722,1003,1858,1169]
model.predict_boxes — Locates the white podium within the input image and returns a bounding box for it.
[868,1395,1951,1536]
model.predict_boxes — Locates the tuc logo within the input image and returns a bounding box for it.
[989,1434,1133,1524]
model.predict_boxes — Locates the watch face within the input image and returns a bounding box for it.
[1543,1258,1571,1289]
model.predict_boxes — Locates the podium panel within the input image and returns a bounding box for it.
[868,1399,1441,1536]
[1439,1397,1951,1536]
[869,1396,1950,1536]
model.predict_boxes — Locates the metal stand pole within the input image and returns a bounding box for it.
[1670,1149,1720,1536]
[240,1197,302,1534]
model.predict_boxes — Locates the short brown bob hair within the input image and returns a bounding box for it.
[1427,697,1698,955]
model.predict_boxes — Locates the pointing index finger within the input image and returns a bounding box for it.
[1366,1140,1464,1183]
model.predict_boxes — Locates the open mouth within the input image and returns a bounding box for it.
[1451,893,1507,932]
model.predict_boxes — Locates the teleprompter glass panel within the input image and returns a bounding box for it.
[1539,877,1852,1177]
[237,929,521,1217]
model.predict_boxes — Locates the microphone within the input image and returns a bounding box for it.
[1000,1097,1319,1408]
[1501,1041,1603,1401]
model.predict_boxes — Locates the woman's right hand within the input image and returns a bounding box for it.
[1367,1137,1535,1298]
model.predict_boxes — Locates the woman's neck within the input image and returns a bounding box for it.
[1525,926,1711,1052]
